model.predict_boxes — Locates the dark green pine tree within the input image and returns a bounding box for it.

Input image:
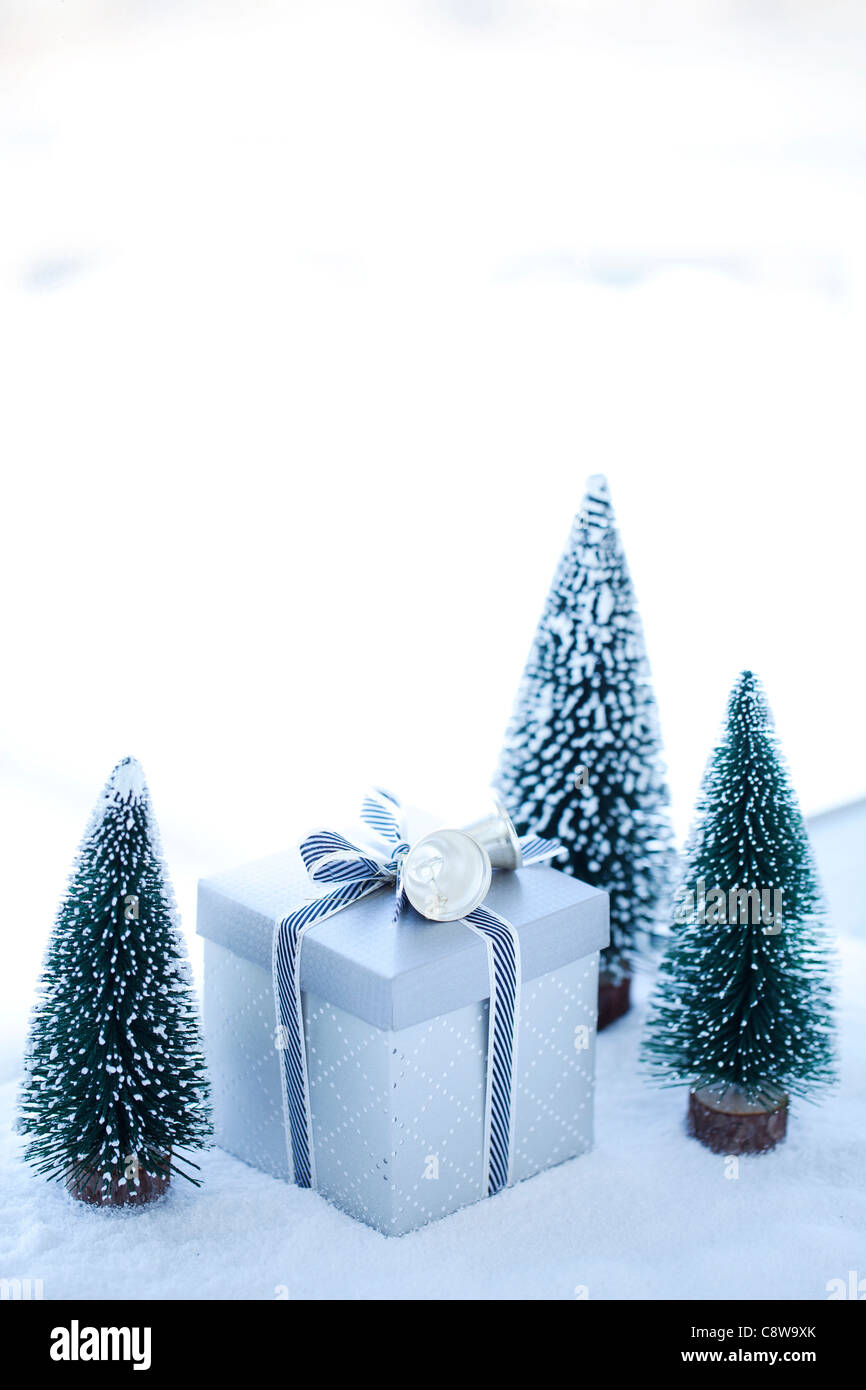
[642,672,836,1105]
[19,757,211,1199]
[496,474,675,982]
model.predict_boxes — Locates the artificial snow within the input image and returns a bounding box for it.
[0,805,863,1300]
[106,758,146,805]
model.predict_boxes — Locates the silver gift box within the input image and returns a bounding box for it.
[197,849,608,1235]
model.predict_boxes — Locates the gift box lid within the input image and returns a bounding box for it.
[197,848,609,1032]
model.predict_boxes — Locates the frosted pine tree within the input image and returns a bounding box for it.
[19,757,211,1204]
[641,672,835,1151]
[496,476,674,1018]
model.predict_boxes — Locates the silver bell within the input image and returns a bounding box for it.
[461,792,523,871]
[403,828,492,922]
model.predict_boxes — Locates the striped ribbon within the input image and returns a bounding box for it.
[273,788,560,1197]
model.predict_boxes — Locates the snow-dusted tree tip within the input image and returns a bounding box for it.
[106,756,148,805]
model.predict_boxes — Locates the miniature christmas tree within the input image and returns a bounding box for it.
[19,757,211,1204]
[642,672,836,1153]
[495,475,674,1026]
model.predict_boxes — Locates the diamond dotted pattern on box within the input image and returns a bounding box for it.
[511,954,598,1183]
[302,954,598,1235]
[385,1002,489,1233]
[205,938,600,1234]
[203,940,290,1180]
[306,995,488,1235]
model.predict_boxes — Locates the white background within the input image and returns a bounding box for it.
[1,2,864,1063]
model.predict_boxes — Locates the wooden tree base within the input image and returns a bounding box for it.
[597,972,631,1031]
[68,1156,171,1208]
[687,1086,788,1155]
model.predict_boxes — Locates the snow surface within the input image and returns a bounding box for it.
[1,803,863,1301]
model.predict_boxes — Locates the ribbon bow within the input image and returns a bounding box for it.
[299,788,411,923]
[273,789,561,1196]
